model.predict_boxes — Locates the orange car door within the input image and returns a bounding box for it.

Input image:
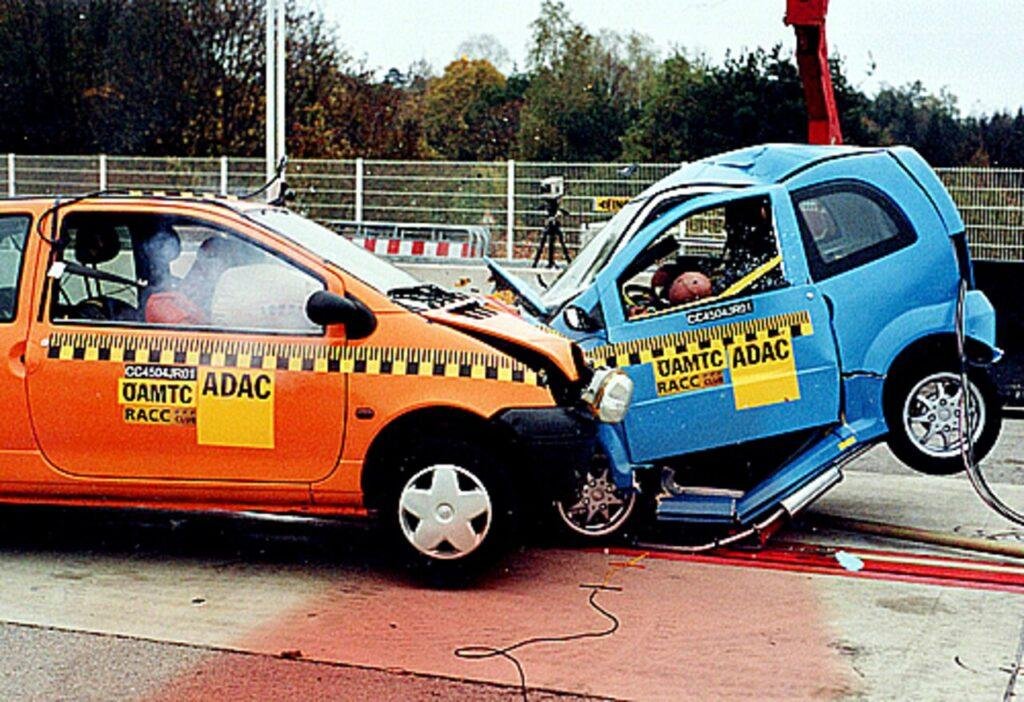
[25,206,347,483]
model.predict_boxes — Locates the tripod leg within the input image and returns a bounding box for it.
[548,223,556,268]
[556,224,572,263]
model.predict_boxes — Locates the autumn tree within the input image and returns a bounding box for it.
[0,0,1021,166]
[0,0,425,158]
[419,58,520,160]
[0,0,197,153]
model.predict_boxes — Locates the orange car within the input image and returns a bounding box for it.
[0,193,632,577]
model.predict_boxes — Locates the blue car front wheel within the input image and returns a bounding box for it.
[554,461,638,538]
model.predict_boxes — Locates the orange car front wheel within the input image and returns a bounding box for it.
[385,437,518,583]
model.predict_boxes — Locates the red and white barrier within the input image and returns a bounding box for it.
[350,237,477,259]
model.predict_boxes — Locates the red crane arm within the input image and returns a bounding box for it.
[785,0,843,145]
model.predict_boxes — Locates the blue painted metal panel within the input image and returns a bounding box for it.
[591,187,841,462]
[784,151,963,372]
[735,425,861,523]
[657,491,737,524]
[888,147,965,235]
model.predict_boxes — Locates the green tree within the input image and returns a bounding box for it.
[516,0,656,161]
[621,51,706,161]
[623,46,806,161]
[420,58,519,160]
[861,82,971,165]
[977,110,1024,167]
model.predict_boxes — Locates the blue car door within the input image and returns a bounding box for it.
[592,185,841,463]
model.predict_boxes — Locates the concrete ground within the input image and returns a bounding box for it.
[0,420,1021,700]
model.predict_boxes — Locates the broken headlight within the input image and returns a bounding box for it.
[581,368,633,423]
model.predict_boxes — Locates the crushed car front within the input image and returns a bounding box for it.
[245,206,633,499]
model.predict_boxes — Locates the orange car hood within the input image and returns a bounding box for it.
[423,301,580,382]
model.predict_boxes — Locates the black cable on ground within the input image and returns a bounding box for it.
[454,584,621,702]
[454,553,646,702]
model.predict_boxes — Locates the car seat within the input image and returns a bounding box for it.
[68,224,138,321]
[144,236,233,326]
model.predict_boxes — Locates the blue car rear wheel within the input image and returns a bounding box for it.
[885,363,1001,475]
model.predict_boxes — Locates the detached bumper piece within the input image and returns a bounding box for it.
[493,408,598,501]
[656,424,867,526]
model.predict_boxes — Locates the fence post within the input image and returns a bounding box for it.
[506,159,515,260]
[6,154,13,196]
[98,154,107,190]
[219,156,228,195]
[355,157,364,224]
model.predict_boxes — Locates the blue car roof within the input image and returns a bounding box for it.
[640,143,887,195]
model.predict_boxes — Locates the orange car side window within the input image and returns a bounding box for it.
[53,211,323,335]
[0,215,30,323]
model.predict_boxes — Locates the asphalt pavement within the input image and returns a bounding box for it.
[0,420,1021,700]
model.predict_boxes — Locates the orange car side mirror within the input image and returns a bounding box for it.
[305,290,376,339]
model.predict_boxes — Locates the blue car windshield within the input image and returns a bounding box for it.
[542,199,646,306]
[248,208,418,293]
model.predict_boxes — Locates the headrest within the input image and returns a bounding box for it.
[141,229,182,266]
[194,235,259,267]
[74,225,121,265]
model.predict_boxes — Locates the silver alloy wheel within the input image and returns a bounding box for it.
[903,371,986,459]
[555,464,637,537]
[397,464,492,560]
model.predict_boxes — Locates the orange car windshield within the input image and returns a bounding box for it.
[248,208,418,294]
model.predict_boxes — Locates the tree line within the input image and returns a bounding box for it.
[1,0,1022,167]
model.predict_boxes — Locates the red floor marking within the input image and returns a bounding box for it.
[144,547,854,700]
[604,543,1024,594]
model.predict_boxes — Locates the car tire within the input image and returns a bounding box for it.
[384,438,516,583]
[884,361,1002,476]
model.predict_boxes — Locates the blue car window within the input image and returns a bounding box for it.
[618,195,787,321]
[792,181,917,279]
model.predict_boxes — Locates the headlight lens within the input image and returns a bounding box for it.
[581,368,633,423]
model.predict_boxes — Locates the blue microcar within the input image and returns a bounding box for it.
[489,144,1002,537]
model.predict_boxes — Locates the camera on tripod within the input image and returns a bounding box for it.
[539,176,565,216]
[533,176,571,267]
[539,175,565,201]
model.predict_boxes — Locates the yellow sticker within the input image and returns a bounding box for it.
[118,378,196,408]
[728,330,800,409]
[196,369,275,449]
[653,344,727,396]
[122,406,196,425]
[594,196,631,213]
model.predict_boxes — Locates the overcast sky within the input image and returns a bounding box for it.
[317,0,1024,116]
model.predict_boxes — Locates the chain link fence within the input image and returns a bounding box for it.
[938,168,1024,262]
[4,154,1023,262]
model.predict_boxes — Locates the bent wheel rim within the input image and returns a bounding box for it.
[556,464,637,537]
[398,464,492,560]
[902,372,985,459]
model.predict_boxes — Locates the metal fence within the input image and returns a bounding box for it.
[4,154,1023,262]
[938,167,1024,262]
